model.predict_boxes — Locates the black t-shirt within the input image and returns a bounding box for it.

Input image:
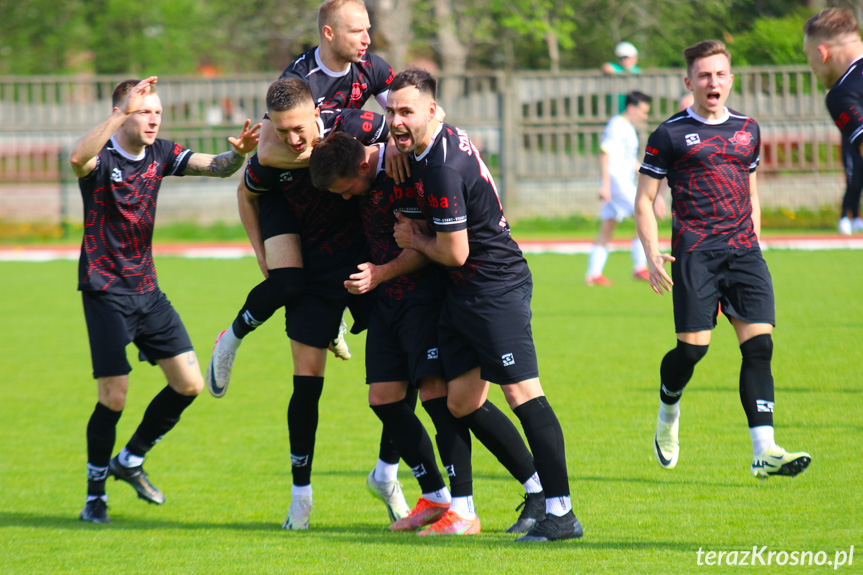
[357,146,443,301]
[244,109,387,275]
[77,137,192,294]
[826,57,863,148]
[405,123,531,294]
[280,47,394,110]
[640,107,760,255]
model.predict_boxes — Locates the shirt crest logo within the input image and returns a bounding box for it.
[280,171,294,182]
[143,161,159,179]
[350,82,366,102]
[415,180,425,198]
[111,168,123,182]
[730,130,752,146]
[685,133,701,146]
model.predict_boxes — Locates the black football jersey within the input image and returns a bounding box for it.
[640,108,760,255]
[357,146,443,301]
[825,57,863,148]
[243,109,387,275]
[77,137,192,294]
[405,123,531,294]
[280,47,393,111]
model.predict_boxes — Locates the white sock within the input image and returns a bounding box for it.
[658,400,680,424]
[221,326,243,350]
[546,495,572,517]
[118,448,144,468]
[522,472,543,494]
[291,483,312,498]
[750,425,775,456]
[449,496,476,519]
[373,459,399,483]
[587,245,609,278]
[422,487,451,505]
[632,237,647,271]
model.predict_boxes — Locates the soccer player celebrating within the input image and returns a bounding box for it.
[634,41,811,480]
[804,8,863,234]
[227,78,404,530]
[388,69,582,542]
[71,77,260,523]
[309,132,547,535]
[207,0,395,392]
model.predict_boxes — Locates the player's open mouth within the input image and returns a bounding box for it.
[291,143,305,152]
[707,92,721,104]
[392,132,412,146]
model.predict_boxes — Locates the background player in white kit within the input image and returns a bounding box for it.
[586,91,664,285]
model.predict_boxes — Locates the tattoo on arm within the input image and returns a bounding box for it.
[185,150,245,177]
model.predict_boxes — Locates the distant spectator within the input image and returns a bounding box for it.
[586,91,662,286]
[602,42,641,75]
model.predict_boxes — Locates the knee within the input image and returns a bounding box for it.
[741,333,772,360]
[675,340,709,366]
[368,382,407,406]
[97,377,128,411]
[268,267,305,301]
[169,373,204,397]
[447,394,484,418]
[417,377,447,402]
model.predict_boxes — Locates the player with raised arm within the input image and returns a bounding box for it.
[71,77,260,523]
[388,69,582,542]
[207,0,395,392]
[309,132,548,535]
[217,78,407,529]
[635,40,811,481]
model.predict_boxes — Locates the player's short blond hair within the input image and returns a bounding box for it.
[684,40,731,76]
[318,0,367,35]
[804,8,860,42]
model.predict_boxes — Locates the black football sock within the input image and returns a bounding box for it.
[461,400,536,483]
[126,386,196,457]
[86,402,122,496]
[371,401,446,493]
[423,397,473,498]
[659,340,709,404]
[373,386,419,465]
[232,267,304,338]
[513,396,569,499]
[288,375,324,486]
[739,334,775,428]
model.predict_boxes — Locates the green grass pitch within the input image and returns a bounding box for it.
[1,250,861,574]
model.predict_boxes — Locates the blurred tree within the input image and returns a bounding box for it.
[368,0,417,72]
[0,0,847,75]
[0,0,89,74]
[733,9,811,66]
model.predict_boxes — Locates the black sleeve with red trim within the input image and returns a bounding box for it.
[826,88,863,148]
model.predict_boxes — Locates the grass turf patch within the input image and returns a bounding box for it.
[0,251,860,574]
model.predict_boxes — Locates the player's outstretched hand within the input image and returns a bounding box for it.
[228,120,262,155]
[345,262,380,294]
[647,253,675,295]
[120,76,158,115]
[385,141,411,184]
[393,211,420,249]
